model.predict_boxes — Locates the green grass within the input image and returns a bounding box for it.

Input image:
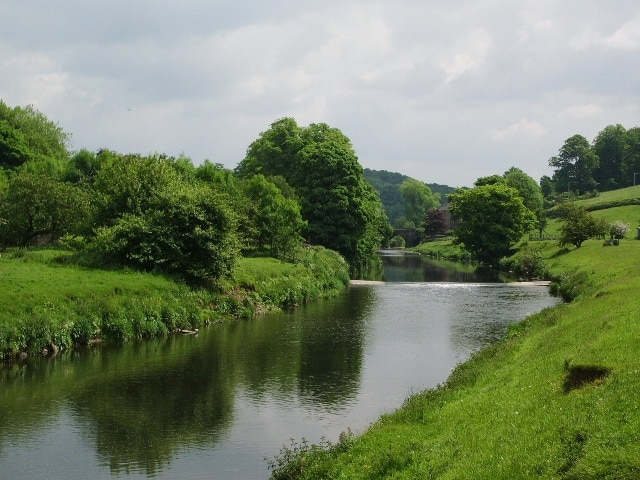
[575,186,640,207]
[0,245,350,358]
[269,191,640,479]
[411,238,473,262]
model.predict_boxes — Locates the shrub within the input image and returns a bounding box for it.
[549,271,589,302]
[609,220,630,240]
[500,248,547,280]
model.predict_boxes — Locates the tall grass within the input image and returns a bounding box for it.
[0,245,350,359]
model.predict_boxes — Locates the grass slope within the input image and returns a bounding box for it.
[270,195,640,479]
[0,246,350,358]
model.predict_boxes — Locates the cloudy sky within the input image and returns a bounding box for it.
[2,1,639,187]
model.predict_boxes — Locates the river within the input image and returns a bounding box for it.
[0,254,559,479]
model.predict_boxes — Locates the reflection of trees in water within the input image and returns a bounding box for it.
[297,288,373,409]
[0,358,72,452]
[0,286,374,476]
[229,287,374,411]
[381,254,499,283]
[70,337,235,476]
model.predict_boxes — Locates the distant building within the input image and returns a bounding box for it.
[438,203,460,232]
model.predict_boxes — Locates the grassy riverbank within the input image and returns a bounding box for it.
[0,246,350,359]
[269,199,640,478]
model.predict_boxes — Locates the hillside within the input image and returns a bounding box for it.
[363,168,456,227]
[270,189,640,479]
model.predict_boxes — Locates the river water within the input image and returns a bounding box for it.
[0,254,559,479]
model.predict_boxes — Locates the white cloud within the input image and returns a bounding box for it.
[1,0,639,186]
[604,16,640,50]
[490,119,547,142]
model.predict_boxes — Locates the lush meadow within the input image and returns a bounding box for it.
[268,194,640,479]
[0,246,349,359]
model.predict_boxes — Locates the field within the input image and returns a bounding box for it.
[269,192,640,479]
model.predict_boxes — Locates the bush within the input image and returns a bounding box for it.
[71,316,100,345]
[609,220,630,240]
[500,248,547,280]
[549,271,589,302]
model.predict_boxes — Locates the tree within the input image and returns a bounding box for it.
[622,127,640,186]
[549,134,599,195]
[0,171,89,246]
[423,209,448,238]
[540,175,555,199]
[0,120,32,168]
[609,221,630,242]
[592,124,626,190]
[503,168,544,219]
[0,101,70,173]
[235,117,302,179]
[236,118,390,272]
[557,202,608,249]
[399,178,440,228]
[241,174,305,258]
[449,183,536,265]
[88,153,240,285]
[62,148,104,185]
[474,174,504,186]
[91,152,183,227]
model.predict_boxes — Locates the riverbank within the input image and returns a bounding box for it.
[0,245,350,360]
[269,235,640,477]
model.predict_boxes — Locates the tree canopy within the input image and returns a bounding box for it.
[236,118,390,272]
[0,101,70,172]
[549,134,599,195]
[399,178,440,228]
[449,183,536,265]
[88,152,240,285]
[557,202,608,249]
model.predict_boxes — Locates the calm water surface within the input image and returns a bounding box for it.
[0,255,559,479]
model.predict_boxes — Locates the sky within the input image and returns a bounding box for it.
[1,1,639,187]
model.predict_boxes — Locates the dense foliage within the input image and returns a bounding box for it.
[557,202,608,249]
[363,168,454,227]
[449,183,536,265]
[0,103,318,286]
[236,118,391,272]
[547,123,640,196]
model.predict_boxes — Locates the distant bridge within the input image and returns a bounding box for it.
[392,229,420,247]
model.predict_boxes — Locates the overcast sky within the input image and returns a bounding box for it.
[2,1,639,187]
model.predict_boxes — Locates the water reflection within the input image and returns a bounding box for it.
[0,258,559,480]
[377,250,505,283]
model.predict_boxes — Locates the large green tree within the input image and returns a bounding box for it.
[241,174,305,259]
[0,171,89,247]
[592,124,627,190]
[449,183,536,265]
[549,134,599,195]
[399,178,440,228]
[503,167,544,218]
[0,101,70,173]
[236,118,389,272]
[621,127,640,187]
